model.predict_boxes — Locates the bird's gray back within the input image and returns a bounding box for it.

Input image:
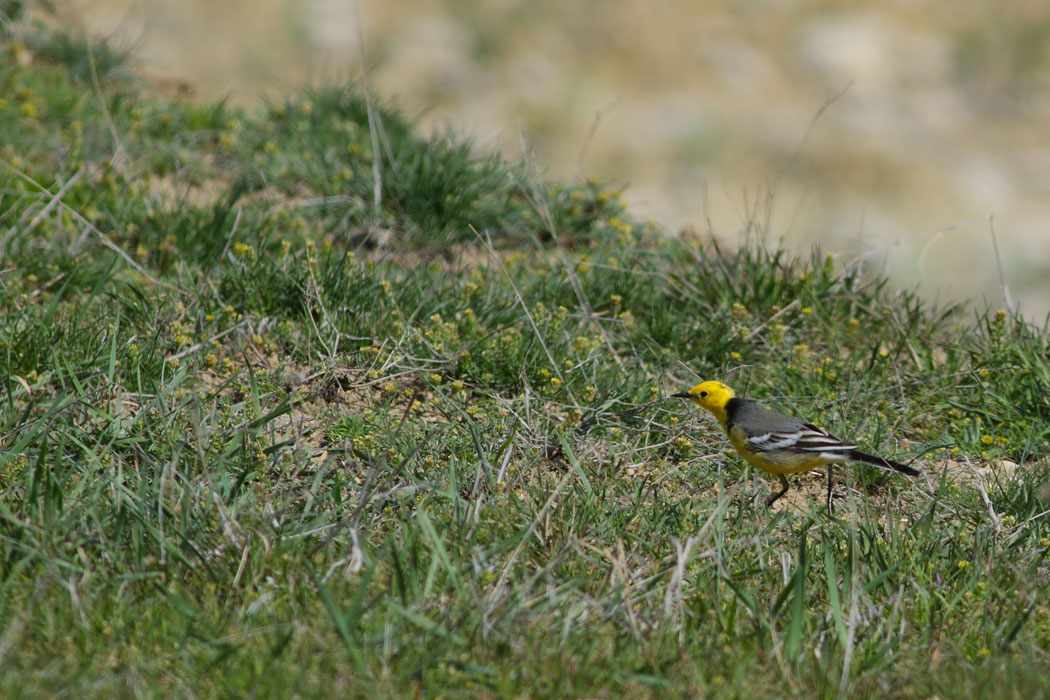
[726,399,805,435]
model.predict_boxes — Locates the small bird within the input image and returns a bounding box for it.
[672,380,919,510]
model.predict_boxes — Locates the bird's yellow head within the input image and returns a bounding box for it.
[672,380,736,424]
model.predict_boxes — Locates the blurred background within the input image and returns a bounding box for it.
[65,0,1050,319]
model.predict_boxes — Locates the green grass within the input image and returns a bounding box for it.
[3,22,1050,698]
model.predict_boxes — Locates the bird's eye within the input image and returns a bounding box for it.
[699,391,708,398]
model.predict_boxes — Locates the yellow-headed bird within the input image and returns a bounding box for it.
[673,380,919,509]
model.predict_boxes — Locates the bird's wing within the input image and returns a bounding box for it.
[744,422,856,454]
[736,404,856,456]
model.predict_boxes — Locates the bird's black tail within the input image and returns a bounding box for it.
[849,450,920,477]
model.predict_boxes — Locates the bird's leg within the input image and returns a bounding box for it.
[766,474,790,508]
[825,465,834,515]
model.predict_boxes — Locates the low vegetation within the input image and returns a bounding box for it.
[2,22,1050,697]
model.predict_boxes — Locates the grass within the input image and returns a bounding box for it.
[3,20,1050,699]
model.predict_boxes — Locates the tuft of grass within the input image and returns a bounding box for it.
[2,23,1050,698]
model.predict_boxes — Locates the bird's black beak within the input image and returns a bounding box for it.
[671,391,692,398]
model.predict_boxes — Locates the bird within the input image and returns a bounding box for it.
[672,380,919,510]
